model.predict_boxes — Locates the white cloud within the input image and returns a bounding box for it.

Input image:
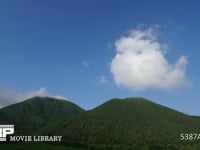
[54,95,67,100]
[0,87,67,108]
[110,27,190,91]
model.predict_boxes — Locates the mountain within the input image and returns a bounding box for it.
[1,97,200,149]
[0,97,84,134]
[52,97,200,149]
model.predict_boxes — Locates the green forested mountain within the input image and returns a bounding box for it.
[0,97,84,134]
[1,97,200,149]
[52,98,200,149]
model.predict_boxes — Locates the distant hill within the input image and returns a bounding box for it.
[0,97,84,134]
[52,97,200,149]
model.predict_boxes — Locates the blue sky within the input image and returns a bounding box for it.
[0,0,200,115]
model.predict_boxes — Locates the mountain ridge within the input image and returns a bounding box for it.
[1,97,200,149]
[51,97,200,148]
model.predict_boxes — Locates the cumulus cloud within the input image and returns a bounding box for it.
[110,27,190,91]
[0,87,67,108]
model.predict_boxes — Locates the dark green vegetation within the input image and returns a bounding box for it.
[1,97,200,149]
[0,97,84,134]
[50,98,200,149]
[0,142,87,150]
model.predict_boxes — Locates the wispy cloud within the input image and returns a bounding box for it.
[82,60,89,67]
[0,87,67,108]
[97,75,108,84]
[110,27,190,91]
[107,43,112,50]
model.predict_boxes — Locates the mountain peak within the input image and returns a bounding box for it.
[0,97,84,134]
[56,97,200,148]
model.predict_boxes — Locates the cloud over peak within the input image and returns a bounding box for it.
[111,27,190,91]
[0,87,67,108]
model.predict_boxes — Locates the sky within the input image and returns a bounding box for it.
[0,0,200,115]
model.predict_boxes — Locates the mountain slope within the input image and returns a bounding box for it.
[0,97,85,134]
[53,97,200,148]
